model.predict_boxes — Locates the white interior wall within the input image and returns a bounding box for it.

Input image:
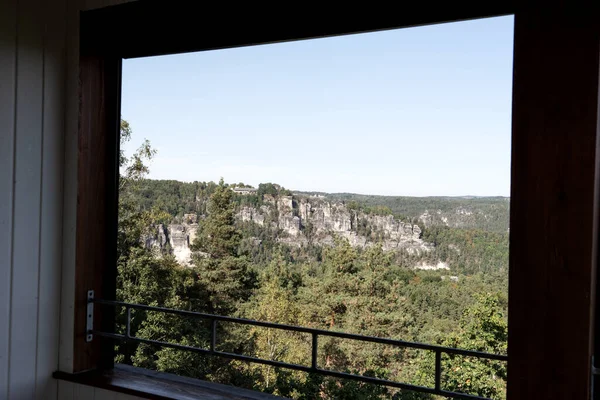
[58,381,147,400]
[0,0,67,398]
[0,0,140,399]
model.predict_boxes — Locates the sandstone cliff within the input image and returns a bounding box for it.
[146,197,432,265]
[145,213,198,266]
[237,195,431,254]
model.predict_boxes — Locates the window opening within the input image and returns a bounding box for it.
[103,16,514,400]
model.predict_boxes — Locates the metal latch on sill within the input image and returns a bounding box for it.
[86,290,94,342]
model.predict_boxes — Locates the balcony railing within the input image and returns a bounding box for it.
[87,291,507,400]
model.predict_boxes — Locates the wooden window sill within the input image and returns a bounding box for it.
[53,364,284,400]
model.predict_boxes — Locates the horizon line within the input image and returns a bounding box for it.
[136,177,510,199]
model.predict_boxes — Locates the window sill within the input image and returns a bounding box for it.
[53,364,284,400]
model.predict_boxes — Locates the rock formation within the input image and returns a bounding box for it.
[237,195,431,254]
[145,214,198,265]
[146,197,433,266]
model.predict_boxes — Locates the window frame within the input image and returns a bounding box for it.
[73,2,600,399]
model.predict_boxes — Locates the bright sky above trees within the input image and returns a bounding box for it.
[121,16,514,196]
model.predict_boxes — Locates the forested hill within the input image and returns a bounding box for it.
[134,179,509,275]
[133,179,510,233]
[298,191,510,233]
[119,177,510,399]
[118,120,509,399]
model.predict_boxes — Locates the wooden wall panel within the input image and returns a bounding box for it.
[75,54,109,371]
[73,53,121,372]
[59,0,134,374]
[35,0,68,398]
[507,5,600,400]
[8,0,45,396]
[0,0,17,397]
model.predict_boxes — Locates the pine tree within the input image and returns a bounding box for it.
[191,179,255,315]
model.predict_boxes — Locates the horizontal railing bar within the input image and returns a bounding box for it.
[95,298,507,361]
[91,330,491,400]
[93,330,311,371]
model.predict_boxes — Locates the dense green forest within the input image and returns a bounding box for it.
[116,121,508,399]
[315,193,510,234]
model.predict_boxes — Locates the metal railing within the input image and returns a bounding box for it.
[87,292,507,400]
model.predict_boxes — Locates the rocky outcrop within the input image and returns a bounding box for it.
[148,199,433,267]
[168,223,197,265]
[237,196,431,254]
[144,224,168,249]
[415,261,450,270]
[145,214,198,266]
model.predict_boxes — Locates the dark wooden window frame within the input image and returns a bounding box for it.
[72,2,600,399]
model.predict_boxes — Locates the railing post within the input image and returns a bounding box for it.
[435,350,442,391]
[311,333,318,371]
[211,319,217,353]
[126,306,131,338]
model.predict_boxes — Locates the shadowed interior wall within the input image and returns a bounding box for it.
[0,0,138,399]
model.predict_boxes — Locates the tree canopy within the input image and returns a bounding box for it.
[115,120,509,399]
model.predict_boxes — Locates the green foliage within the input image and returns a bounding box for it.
[238,255,309,395]
[119,119,132,167]
[347,200,395,218]
[414,294,507,399]
[318,193,510,233]
[257,182,292,197]
[323,236,359,274]
[190,180,256,314]
[422,226,509,275]
[320,370,392,399]
[193,179,241,258]
[116,121,508,399]
[127,179,209,218]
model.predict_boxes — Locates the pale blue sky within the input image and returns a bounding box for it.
[121,16,514,197]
